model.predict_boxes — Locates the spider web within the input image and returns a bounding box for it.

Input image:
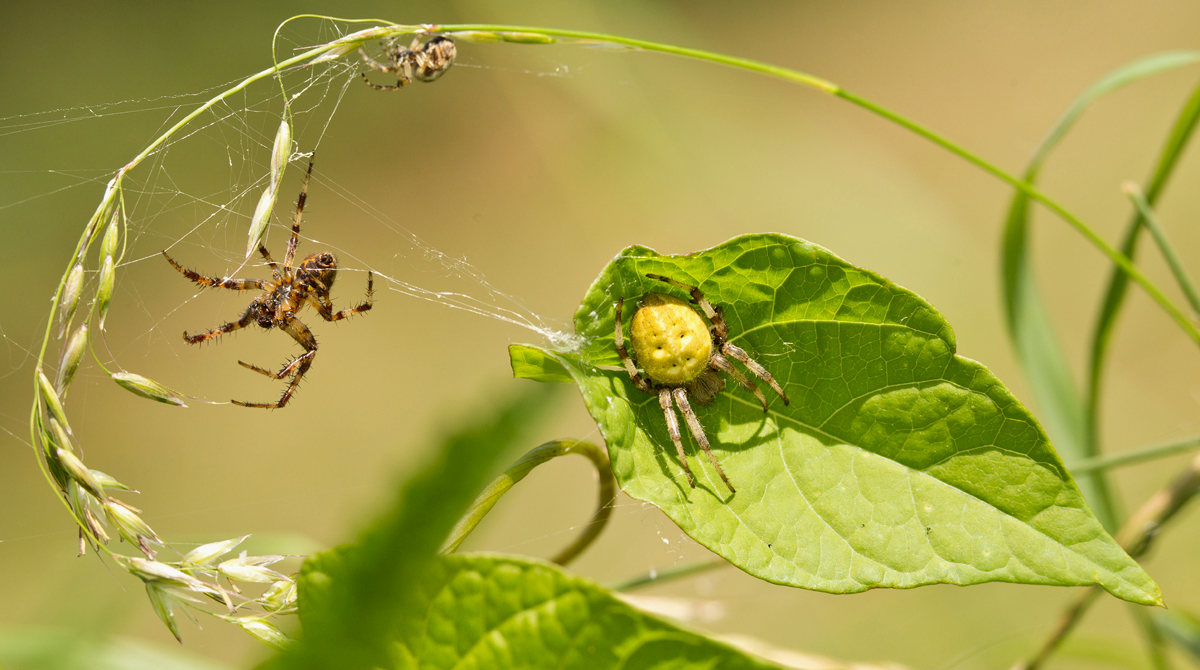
[0,18,728,641]
[3,20,588,408]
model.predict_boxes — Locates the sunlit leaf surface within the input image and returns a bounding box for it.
[516,233,1160,605]
[299,553,780,669]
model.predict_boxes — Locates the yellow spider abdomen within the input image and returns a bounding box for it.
[630,293,713,386]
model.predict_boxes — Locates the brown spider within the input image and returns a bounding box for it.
[615,274,789,494]
[359,35,457,91]
[161,158,373,408]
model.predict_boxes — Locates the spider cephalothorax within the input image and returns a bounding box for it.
[359,35,457,91]
[615,274,789,493]
[162,159,373,408]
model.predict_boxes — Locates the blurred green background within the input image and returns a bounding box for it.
[3,1,1200,668]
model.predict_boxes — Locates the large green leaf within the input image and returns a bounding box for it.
[515,233,1160,605]
[299,552,781,670]
[268,385,558,670]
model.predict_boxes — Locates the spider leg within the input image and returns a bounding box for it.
[162,251,266,291]
[659,389,695,489]
[721,342,789,405]
[283,158,314,271]
[257,244,282,281]
[614,298,653,393]
[312,272,374,322]
[709,353,769,412]
[238,351,313,379]
[645,274,728,340]
[359,74,407,91]
[358,47,412,90]
[183,304,257,345]
[672,388,735,494]
[358,48,394,73]
[232,318,317,409]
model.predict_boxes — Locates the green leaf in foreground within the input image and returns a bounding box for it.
[301,552,780,670]
[515,233,1160,605]
[269,385,557,669]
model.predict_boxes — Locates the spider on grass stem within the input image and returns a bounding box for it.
[359,35,457,91]
[161,158,373,408]
[615,274,789,494]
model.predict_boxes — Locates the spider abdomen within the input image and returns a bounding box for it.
[630,293,713,386]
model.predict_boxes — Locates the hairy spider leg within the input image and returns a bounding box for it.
[183,303,259,345]
[310,272,375,322]
[614,298,653,393]
[646,273,789,407]
[659,389,695,488]
[645,273,728,340]
[238,350,312,380]
[358,43,414,91]
[721,342,789,405]
[161,251,267,291]
[709,352,769,411]
[283,158,315,271]
[257,244,282,281]
[672,388,735,494]
[232,318,317,409]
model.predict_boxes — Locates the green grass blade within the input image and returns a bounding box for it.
[1154,609,1200,663]
[525,233,1161,605]
[1069,433,1200,474]
[1124,182,1200,315]
[1086,80,1200,467]
[999,52,1200,529]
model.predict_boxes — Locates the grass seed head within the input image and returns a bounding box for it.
[56,448,104,499]
[111,371,187,407]
[67,482,109,544]
[90,469,136,492]
[56,324,88,396]
[246,186,277,259]
[36,368,70,430]
[181,535,249,569]
[105,499,162,558]
[217,554,287,584]
[40,420,71,490]
[97,254,115,330]
[100,210,120,261]
[259,578,298,612]
[59,263,84,335]
[145,583,183,643]
[270,119,291,186]
[223,616,292,650]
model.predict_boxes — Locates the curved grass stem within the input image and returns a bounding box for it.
[1124,182,1200,316]
[608,558,728,592]
[1070,434,1200,475]
[440,440,616,567]
[414,22,1200,347]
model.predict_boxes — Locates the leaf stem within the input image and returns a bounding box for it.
[440,439,616,567]
[608,558,728,592]
[1124,182,1200,316]
[1070,434,1200,474]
